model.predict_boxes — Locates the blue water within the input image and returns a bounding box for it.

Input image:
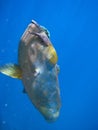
[0,0,98,130]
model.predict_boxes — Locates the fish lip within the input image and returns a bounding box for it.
[39,106,60,122]
[45,111,59,122]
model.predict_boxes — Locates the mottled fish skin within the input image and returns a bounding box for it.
[18,21,61,122]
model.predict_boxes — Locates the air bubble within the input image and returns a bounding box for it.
[4,104,8,107]
[2,120,6,125]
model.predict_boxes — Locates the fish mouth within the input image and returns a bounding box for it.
[39,106,60,122]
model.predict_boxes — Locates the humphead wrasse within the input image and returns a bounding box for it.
[0,20,61,122]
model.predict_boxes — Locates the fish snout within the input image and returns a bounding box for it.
[39,106,60,122]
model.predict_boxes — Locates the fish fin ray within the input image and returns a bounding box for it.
[0,63,22,79]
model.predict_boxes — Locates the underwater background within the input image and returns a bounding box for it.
[0,0,98,130]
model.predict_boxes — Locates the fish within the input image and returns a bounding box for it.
[0,20,61,122]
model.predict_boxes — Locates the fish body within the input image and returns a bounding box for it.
[0,20,61,122]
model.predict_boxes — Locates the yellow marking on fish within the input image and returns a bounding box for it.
[45,45,58,64]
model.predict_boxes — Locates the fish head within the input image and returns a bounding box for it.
[31,64,61,122]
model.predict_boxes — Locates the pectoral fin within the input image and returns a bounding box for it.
[0,64,22,79]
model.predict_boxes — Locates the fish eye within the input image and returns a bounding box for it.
[33,68,40,77]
